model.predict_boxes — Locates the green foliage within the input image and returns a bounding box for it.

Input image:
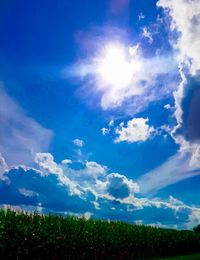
[193,224,200,233]
[0,209,200,259]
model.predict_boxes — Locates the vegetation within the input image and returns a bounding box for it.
[193,224,200,233]
[157,253,200,259]
[0,209,200,259]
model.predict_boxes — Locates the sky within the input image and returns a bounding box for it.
[0,0,200,229]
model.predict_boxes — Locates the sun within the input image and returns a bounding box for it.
[96,44,134,88]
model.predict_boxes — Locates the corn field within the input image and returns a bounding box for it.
[0,209,200,259]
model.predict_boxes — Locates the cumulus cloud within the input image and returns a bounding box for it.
[85,161,107,176]
[157,0,200,146]
[35,153,62,175]
[174,75,200,143]
[35,153,82,196]
[73,138,84,147]
[139,0,200,193]
[0,85,53,166]
[0,153,199,229]
[157,0,200,75]
[106,173,140,199]
[115,118,155,143]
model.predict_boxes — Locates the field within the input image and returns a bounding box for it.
[0,209,200,259]
[157,254,200,259]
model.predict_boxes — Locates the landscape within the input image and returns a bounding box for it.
[0,0,200,259]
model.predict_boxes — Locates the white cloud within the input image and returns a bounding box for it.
[139,0,200,194]
[138,150,200,195]
[100,54,176,110]
[189,144,200,168]
[35,153,82,196]
[18,188,38,197]
[101,120,114,136]
[0,84,53,166]
[85,161,107,177]
[61,159,72,165]
[164,103,171,110]
[1,153,200,229]
[35,153,62,176]
[67,42,177,113]
[0,153,8,180]
[157,0,200,75]
[186,207,200,229]
[138,12,145,20]
[101,127,110,135]
[73,138,84,147]
[142,27,153,44]
[108,119,114,127]
[115,118,155,143]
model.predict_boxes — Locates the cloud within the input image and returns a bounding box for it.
[138,151,200,195]
[138,0,200,194]
[0,153,200,229]
[100,53,177,110]
[35,153,82,196]
[66,40,178,114]
[0,153,8,179]
[115,118,155,143]
[138,12,145,21]
[73,138,84,147]
[108,119,114,127]
[85,161,107,176]
[142,27,153,44]
[106,173,140,199]
[101,120,114,136]
[0,84,53,166]
[174,75,200,143]
[164,103,171,110]
[157,0,200,75]
[156,0,200,146]
[101,127,110,135]
[18,188,38,198]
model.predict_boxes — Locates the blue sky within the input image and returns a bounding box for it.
[0,0,200,229]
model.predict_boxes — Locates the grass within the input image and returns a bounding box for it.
[0,208,200,259]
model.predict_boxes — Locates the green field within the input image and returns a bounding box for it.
[0,209,200,259]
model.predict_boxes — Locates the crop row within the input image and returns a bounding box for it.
[0,209,200,259]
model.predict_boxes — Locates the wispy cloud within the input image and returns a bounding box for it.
[73,138,85,148]
[142,27,153,44]
[0,84,53,166]
[138,151,200,195]
[64,38,178,115]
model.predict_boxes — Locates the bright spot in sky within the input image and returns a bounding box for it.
[97,44,135,88]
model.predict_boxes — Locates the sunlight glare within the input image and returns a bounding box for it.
[97,44,134,88]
